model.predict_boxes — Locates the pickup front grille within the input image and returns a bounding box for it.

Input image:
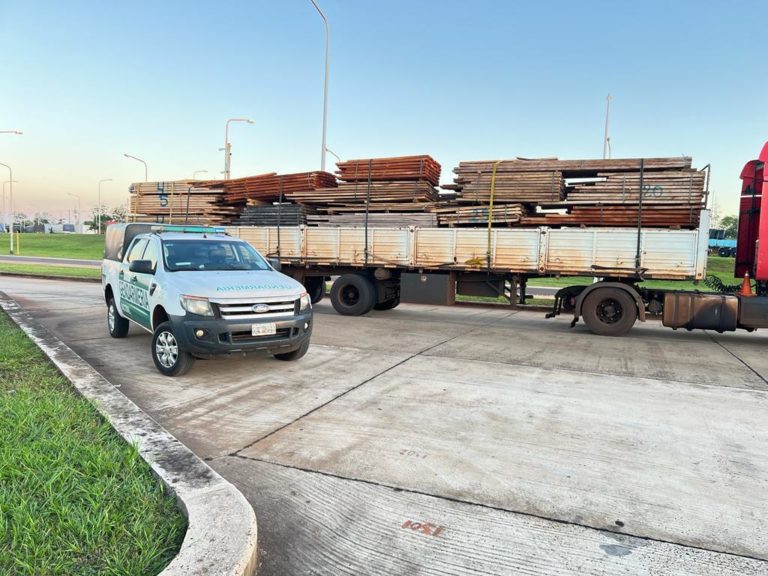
[215,299,297,321]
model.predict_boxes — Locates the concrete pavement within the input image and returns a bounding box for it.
[2,276,766,575]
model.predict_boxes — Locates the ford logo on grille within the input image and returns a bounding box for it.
[252,304,270,313]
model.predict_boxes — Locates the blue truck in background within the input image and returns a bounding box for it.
[709,228,737,257]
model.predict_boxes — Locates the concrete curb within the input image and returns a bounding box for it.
[0,271,101,283]
[0,293,258,576]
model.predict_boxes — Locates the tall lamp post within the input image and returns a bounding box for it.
[2,180,17,233]
[310,0,330,171]
[123,153,148,182]
[67,193,82,233]
[602,94,612,160]
[192,169,208,180]
[0,162,14,253]
[98,178,113,234]
[223,118,254,180]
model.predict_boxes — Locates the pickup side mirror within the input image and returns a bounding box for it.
[268,258,282,272]
[129,259,155,275]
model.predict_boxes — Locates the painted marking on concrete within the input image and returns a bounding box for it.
[401,519,445,538]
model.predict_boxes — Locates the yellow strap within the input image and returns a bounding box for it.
[487,160,501,267]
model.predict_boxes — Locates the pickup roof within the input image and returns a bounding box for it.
[102,223,312,376]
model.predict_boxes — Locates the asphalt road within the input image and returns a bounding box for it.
[2,276,766,575]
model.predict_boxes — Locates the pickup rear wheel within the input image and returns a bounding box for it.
[330,274,376,316]
[151,321,195,376]
[107,297,129,338]
[581,287,637,336]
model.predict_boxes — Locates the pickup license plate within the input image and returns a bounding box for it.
[252,323,277,337]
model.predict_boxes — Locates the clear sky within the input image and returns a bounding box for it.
[1,0,765,220]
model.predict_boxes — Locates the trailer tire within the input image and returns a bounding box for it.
[581,287,637,336]
[107,297,129,338]
[330,274,376,316]
[373,297,400,311]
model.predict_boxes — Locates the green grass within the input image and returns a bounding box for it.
[0,263,100,280]
[0,312,185,575]
[0,234,103,260]
[526,256,738,292]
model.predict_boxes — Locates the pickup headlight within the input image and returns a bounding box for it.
[299,292,312,312]
[180,295,214,317]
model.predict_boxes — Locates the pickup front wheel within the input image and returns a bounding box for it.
[152,321,195,376]
[107,298,129,338]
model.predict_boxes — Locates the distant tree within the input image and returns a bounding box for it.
[720,215,738,239]
[111,205,127,223]
[85,206,126,232]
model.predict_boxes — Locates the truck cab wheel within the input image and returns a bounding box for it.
[151,321,195,376]
[581,287,637,336]
[330,274,376,316]
[107,297,130,338]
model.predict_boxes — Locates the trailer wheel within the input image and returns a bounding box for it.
[581,287,637,336]
[373,297,400,311]
[305,278,325,304]
[330,274,376,316]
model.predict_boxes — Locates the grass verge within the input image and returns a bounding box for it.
[0,233,103,260]
[0,263,101,280]
[0,311,185,575]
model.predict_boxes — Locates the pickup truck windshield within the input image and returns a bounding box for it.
[162,239,271,272]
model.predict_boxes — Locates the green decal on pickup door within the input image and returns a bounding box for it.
[119,278,151,327]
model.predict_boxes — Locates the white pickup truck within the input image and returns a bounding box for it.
[101,223,313,376]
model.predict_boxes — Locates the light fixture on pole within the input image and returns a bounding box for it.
[0,130,23,135]
[98,178,113,234]
[0,162,14,253]
[602,93,612,160]
[223,118,254,180]
[325,146,341,164]
[192,169,208,180]
[123,153,148,182]
[310,0,330,171]
[67,193,82,234]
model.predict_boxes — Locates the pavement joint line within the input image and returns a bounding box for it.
[0,292,258,576]
[228,454,768,565]
[228,318,507,459]
[418,340,768,393]
[706,331,768,387]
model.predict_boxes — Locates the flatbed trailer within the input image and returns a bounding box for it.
[222,143,768,337]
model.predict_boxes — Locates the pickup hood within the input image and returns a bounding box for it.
[169,270,305,301]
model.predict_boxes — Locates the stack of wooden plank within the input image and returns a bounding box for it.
[129,181,226,224]
[232,203,314,226]
[434,204,527,227]
[195,171,337,204]
[521,205,701,228]
[335,155,441,186]
[307,212,438,227]
[285,180,439,206]
[445,156,705,229]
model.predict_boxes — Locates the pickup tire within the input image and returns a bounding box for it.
[581,287,637,336]
[373,297,400,311]
[305,278,325,304]
[330,274,376,316]
[151,321,195,376]
[273,338,310,361]
[107,297,129,338]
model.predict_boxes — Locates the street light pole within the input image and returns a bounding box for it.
[0,163,14,253]
[98,178,113,234]
[0,130,22,135]
[603,93,612,160]
[223,118,254,180]
[310,0,330,172]
[192,170,208,180]
[2,180,17,233]
[123,153,148,182]
[67,193,82,233]
[325,146,341,164]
